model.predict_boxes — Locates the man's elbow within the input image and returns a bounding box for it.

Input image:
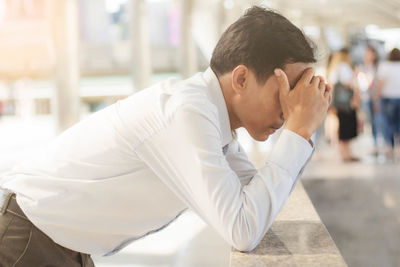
[231,235,258,252]
[230,214,264,252]
[232,242,257,252]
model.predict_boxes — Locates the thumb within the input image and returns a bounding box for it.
[274,68,290,96]
[274,68,290,106]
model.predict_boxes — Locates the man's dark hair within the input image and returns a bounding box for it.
[388,48,400,62]
[210,6,316,84]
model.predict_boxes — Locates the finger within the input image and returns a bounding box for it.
[274,68,290,92]
[324,89,332,104]
[320,83,327,94]
[311,76,321,88]
[274,68,290,97]
[317,76,326,92]
[325,83,332,93]
[298,67,315,85]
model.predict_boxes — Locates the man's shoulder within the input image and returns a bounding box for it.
[160,73,219,123]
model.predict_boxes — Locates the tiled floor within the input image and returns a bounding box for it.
[302,134,400,267]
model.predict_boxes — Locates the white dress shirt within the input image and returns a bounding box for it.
[1,68,314,255]
[329,62,354,85]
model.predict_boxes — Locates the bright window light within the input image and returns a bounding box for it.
[105,0,127,13]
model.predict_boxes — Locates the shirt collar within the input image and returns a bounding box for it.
[202,67,233,147]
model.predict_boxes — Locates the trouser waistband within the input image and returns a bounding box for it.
[0,187,28,220]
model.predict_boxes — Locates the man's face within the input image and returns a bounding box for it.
[236,62,313,141]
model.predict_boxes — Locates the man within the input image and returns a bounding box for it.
[0,6,331,266]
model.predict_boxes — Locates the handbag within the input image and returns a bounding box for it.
[332,82,353,113]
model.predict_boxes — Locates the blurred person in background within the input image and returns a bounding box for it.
[377,48,400,160]
[0,7,331,267]
[328,48,361,162]
[324,52,340,146]
[357,45,381,156]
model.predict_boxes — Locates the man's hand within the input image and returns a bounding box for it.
[275,68,332,140]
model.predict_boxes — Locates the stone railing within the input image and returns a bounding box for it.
[230,182,347,266]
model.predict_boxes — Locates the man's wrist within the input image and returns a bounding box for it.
[284,125,312,141]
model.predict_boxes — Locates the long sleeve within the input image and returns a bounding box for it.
[225,135,314,192]
[134,104,314,252]
[224,139,257,186]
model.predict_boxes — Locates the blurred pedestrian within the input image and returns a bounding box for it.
[328,48,361,162]
[357,45,382,156]
[324,52,339,146]
[377,48,400,159]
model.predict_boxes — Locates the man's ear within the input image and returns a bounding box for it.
[231,65,249,94]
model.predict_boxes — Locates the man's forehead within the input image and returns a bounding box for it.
[283,62,313,88]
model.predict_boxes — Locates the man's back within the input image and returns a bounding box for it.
[0,73,216,255]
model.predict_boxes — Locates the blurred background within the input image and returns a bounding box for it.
[0,0,400,266]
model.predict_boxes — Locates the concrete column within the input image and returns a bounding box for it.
[51,0,80,133]
[180,0,197,78]
[130,0,152,92]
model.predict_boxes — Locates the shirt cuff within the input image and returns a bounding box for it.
[267,129,314,181]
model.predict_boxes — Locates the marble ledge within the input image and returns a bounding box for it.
[230,182,347,267]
